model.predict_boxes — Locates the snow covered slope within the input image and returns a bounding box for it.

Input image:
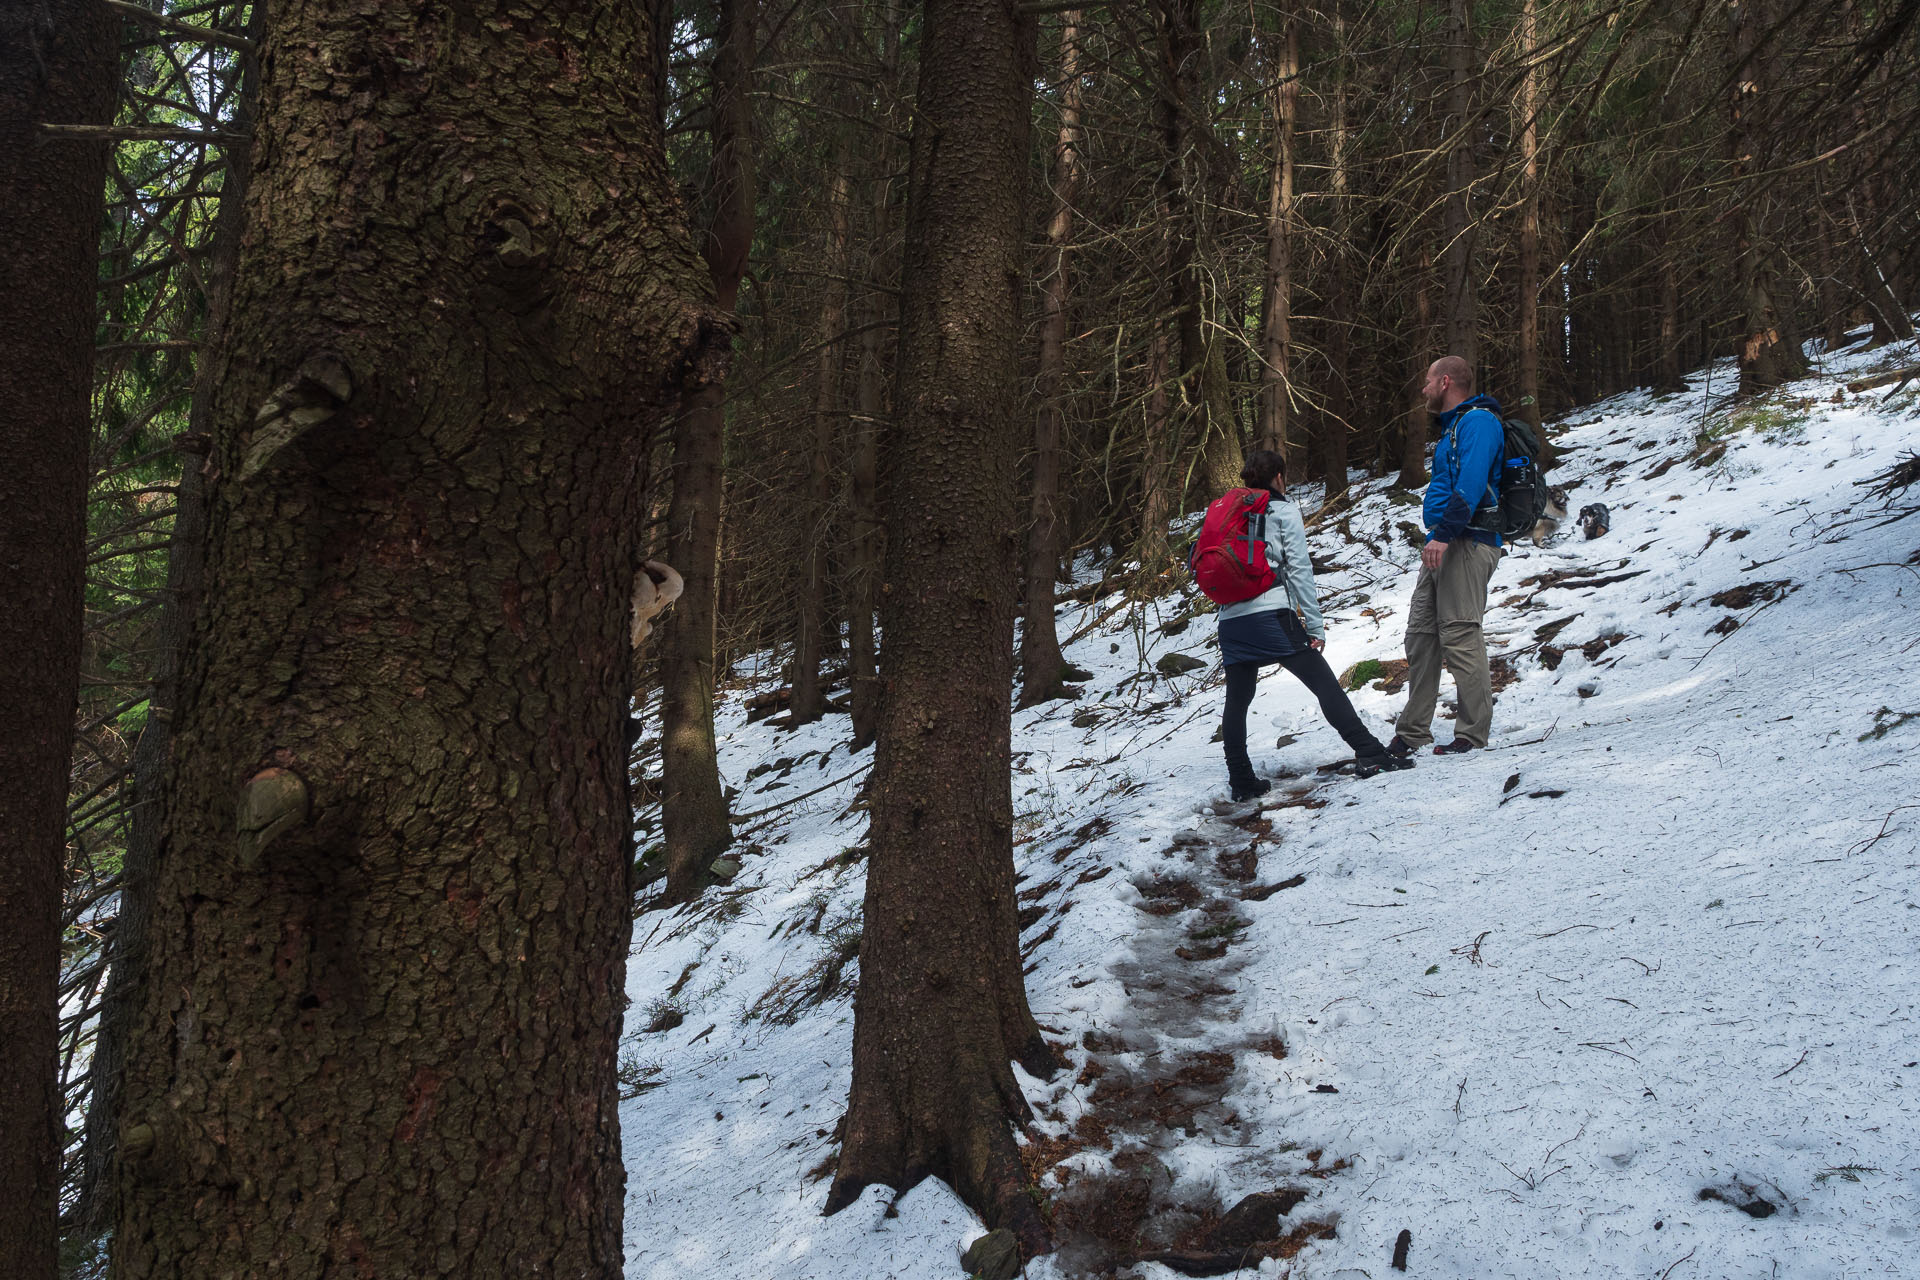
[621,338,1920,1279]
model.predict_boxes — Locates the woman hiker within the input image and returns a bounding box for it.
[1216,449,1413,801]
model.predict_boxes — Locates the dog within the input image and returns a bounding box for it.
[1528,485,1571,546]
[1578,502,1611,540]
[630,559,684,647]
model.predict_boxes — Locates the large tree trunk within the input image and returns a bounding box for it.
[826,0,1058,1255]
[1728,0,1807,394]
[74,10,268,1238]
[1442,0,1479,368]
[791,161,853,725]
[0,5,115,1274]
[111,2,717,1273]
[1018,14,1084,709]
[1257,9,1298,464]
[660,0,756,905]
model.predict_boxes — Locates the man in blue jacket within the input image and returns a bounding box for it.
[1390,355,1505,756]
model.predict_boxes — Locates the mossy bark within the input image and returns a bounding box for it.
[0,4,115,1274]
[827,0,1059,1257]
[111,2,716,1275]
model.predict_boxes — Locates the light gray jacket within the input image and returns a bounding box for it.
[1215,493,1324,640]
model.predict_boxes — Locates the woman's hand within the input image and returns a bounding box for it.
[1309,637,1324,652]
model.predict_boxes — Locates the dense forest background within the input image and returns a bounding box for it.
[5,0,1917,1274]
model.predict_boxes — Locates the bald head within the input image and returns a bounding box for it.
[1422,356,1474,413]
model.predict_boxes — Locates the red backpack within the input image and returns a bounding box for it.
[1188,487,1275,604]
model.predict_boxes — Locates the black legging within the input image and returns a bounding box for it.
[1223,650,1385,786]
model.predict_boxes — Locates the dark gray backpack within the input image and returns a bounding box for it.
[1471,418,1552,540]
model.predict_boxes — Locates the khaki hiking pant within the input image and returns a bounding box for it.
[1395,538,1503,749]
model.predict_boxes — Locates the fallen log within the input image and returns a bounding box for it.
[1846,363,1920,394]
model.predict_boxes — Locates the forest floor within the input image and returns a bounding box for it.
[623,334,1920,1279]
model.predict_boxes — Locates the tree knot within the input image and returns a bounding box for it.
[241,354,354,482]
[236,767,311,870]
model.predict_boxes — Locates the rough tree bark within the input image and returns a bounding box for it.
[1257,9,1298,465]
[1018,13,1084,709]
[1442,0,1479,369]
[0,4,115,1274]
[110,1,718,1274]
[660,0,755,905]
[791,159,853,725]
[826,0,1060,1255]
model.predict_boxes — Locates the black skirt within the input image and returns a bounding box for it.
[1217,608,1311,666]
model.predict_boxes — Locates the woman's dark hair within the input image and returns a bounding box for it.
[1240,449,1287,491]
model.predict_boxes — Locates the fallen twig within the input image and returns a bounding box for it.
[732,768,868,828]
[1451,930,1490,964]
[1847,804,1920,856]
[1659,1246,1698,1279]
[1773,1048,1810,1079]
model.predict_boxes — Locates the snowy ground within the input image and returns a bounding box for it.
[621,337,1920,1279]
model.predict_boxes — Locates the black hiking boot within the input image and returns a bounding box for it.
[1432,738,1477,755]
[1385,735,1417,759]
[1353,753,1416,779]
[1229,777,1273,803]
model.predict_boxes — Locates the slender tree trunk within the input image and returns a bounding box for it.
[791,162,853,724]
[0,6,114,1274]
[847,0,902,753]
[1657,221,1687,391]
[1018,14,1084,709]
[1398,252,1437,489]
[1257,10,1298,464]
[1847,192,1915,345]
[847,220,891,751]
[111,2,717,1273]
[1728,0,1806,394]
[74,10,268,1238]
[1321,8,1352,500]
[1136,321,1177,571]
[1442,0,1479,368]
[827,0,1059,1253]
[660,0,756,904]
[1516,0,1544,430]
[1153,0,1239,510]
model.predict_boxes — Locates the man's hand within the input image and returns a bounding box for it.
[1421,539,1448,571]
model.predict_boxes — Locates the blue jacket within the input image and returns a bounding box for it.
[1425,393,1504,548]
